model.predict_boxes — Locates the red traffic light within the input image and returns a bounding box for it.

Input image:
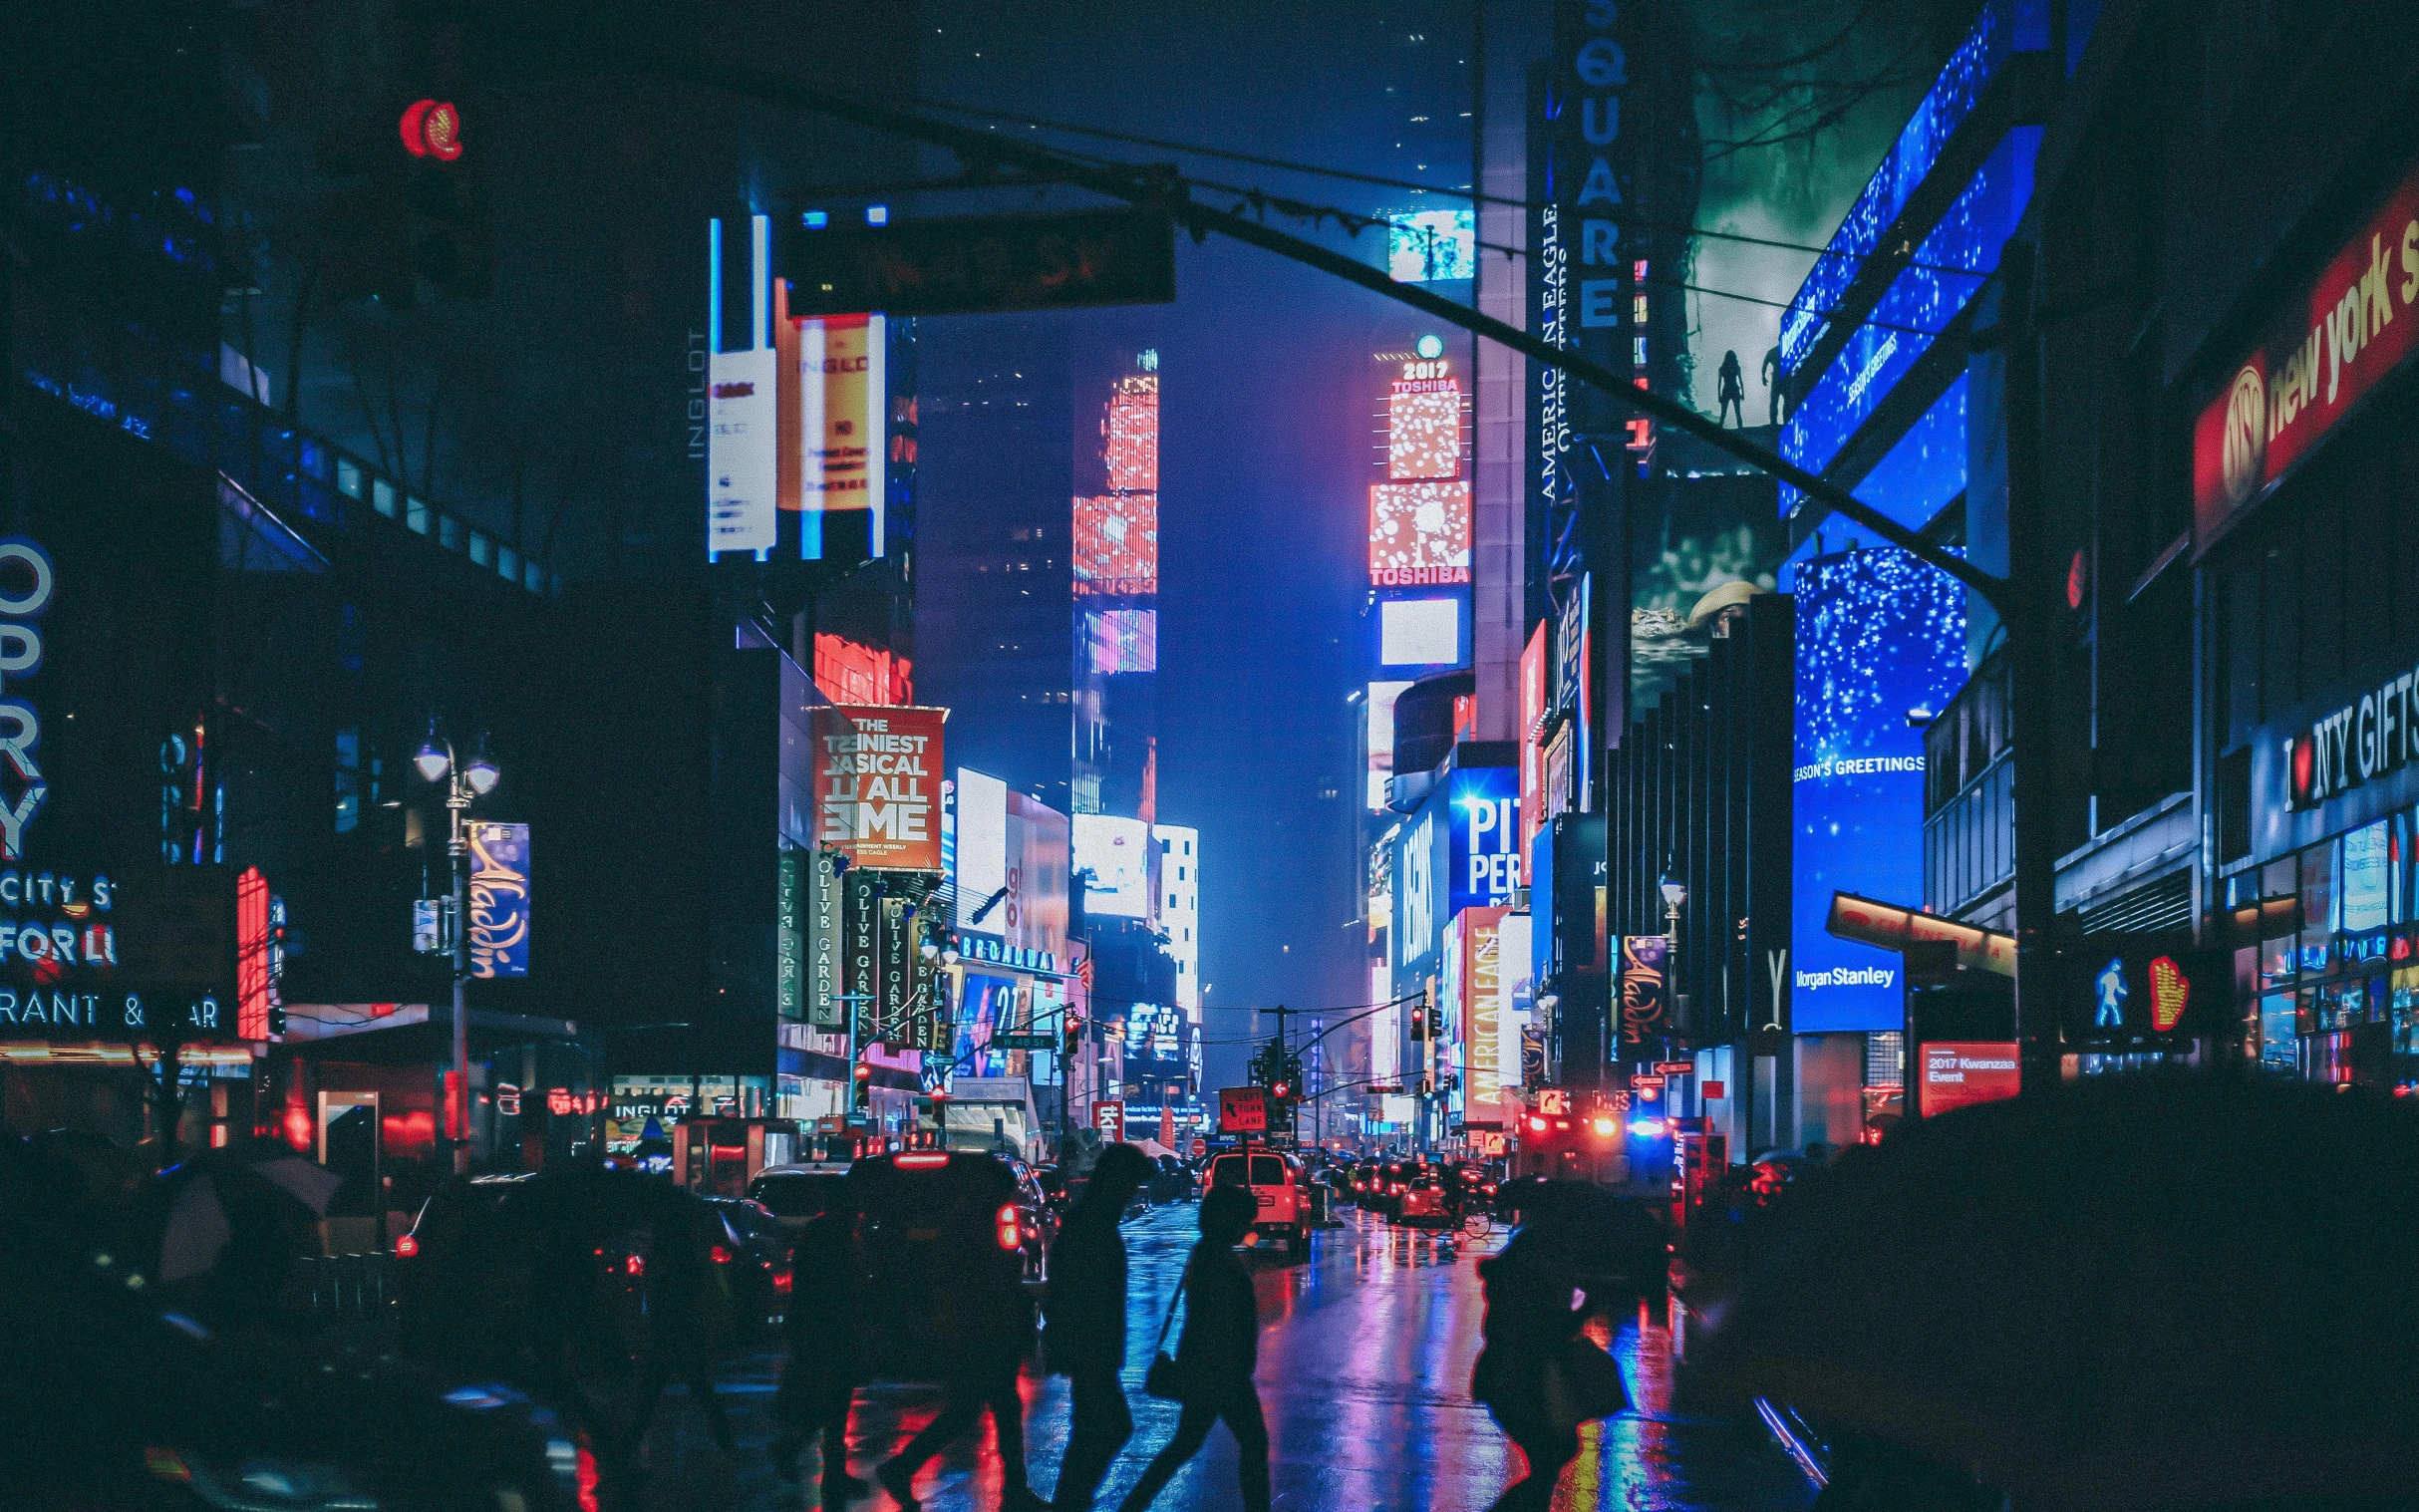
[400,100,463,161]
[852,1060,872,1082]
[1272,1081,1291,1100]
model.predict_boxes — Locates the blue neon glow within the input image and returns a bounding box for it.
[802,209,828,228]
[1782,128,2038,510]
[1779,0,2049,374]
[1790,548,1969,1033]
[1840,375,1969,532]
[867,204,890,225]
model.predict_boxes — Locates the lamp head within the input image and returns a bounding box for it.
[941,946,961,967]
[461,736,500,795]
[413,721,451,783]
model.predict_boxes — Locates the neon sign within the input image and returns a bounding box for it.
[0,540,55,861]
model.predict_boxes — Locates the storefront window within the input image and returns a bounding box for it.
[2260,991,2298,1071]
[2393,811,2418,926]
[2261,931,2296,989]
[2342,819,2391,932]
[2392,967,2419,1054]
[2298,840,2337,973]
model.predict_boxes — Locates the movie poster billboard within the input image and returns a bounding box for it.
[1629,473,1781,710]
[813,705,946,871]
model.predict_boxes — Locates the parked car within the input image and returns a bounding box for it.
[1202,1149,1310,1251]
[700,1196,793,1336]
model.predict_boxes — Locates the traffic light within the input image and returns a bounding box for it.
[1409,1004,1430,1041]
[1063,1016,1084,1054]
[853,1058,872,1109]
[406,156,493,299]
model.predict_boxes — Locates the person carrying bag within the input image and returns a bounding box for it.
[1116,1187,1271,1512]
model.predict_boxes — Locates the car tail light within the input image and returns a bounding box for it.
[1526,1116,1547,1133]
[772,1267,792,1295]
[896,1151,950,1170]
[574,1443,602,1512]
[996,1202,1022,1251]
[395,1233,420,1258]
[710,1244,734,1265]
[624,1253,645,1278]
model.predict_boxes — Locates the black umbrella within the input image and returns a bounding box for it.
[1681,1072,2419,1510]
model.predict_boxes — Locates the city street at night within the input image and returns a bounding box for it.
[634,1206,1815,1512]
[12,0,2419,1507]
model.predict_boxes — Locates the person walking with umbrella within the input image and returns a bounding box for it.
[1472,1190,1629,1512]
[1047,1143,1153,1510]
[1114,1186,1270,1512]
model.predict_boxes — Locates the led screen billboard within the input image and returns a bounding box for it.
[1457,905,1510,1125]
[1073,813,1153,920]
[1104,379,1159,492]
[1086,609,1158,674]
[707,345,777,557]
[1366,680,1412,810]
[1379,596,1460,669]
[1450,765,1522,918]
[1628,473,1781,710]
[1385,208,1476,283]
[954,768,1010,931]
[1369,479,1471,586]
[1074,491,1157,596]
[1791,547,1968,1032]
[796,313,888,530]
[1781,128,2039,514]
[1387,380,1462,481]
[1006,792,1070,958]
[1393,800,1445,977]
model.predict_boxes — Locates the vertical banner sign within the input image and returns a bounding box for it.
[1619,934,1668,1049]
[1519,624,1548,879]
[842,869,882,1036]
[706,216,778,558]
[808,848,844,1029]
[0,539,55,861]
[799,313,890,557]
[777,848,805,1022]
[877,894,913,1046]
[814,705,946,871]
[466,822,530,979]
[1461,906,1509,1125]
[236,866,272,1039]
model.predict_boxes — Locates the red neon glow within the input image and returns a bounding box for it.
[400,100,463,161]
[282,1107,313,1151]
[237,866,271,1040]
[624,1254,645,1278]
[573,1445,601,1512]
[400,100,432,156]
[395,1234,420,1259]
[709,1244,734,1266]
[772,1267,792,1295]
[813,633,913,707]
[894,1151,949,1169]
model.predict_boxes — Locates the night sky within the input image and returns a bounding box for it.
[914,0,1483,1089]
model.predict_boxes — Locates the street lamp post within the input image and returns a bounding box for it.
[1659,863,1688,1062]
[417,723,499,1177]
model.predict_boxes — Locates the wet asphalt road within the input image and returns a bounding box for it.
[635,1204,1817,1511]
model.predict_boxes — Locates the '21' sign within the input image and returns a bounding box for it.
[0,540,55,861]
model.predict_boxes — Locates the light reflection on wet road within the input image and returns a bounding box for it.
[645,1204,1814,1511]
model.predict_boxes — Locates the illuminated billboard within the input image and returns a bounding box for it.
[1086,609,1158,674]
[1073,491,1157,596]
[1519,625,1547,882]
[1449,765,1521,917]
[795,313,889,536]
[1790,548,1968,1032]
[1369,479,1471,586]
[1379,596,1459,669]
[1457,905,1510,1126]
[707,216,778,558]
[1366,680,1412,810]
[1385,208,1476,283]
[953,769,1069,961]
[1387,380,1462,480]
[813,633,912,706]
[813,705,946,872]
[1073,812,1153,920]
[1103,378,1159,492]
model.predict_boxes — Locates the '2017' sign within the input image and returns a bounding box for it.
[0,540,55,861]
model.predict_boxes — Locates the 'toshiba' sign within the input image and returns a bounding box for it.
[813,705,946,872]
[2194,152,2419,553]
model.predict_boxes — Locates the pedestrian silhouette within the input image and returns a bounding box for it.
[877,1183,1039,1511]
[1472,1187,1630,1512]
[1048,1144,1153,1511]
[1716,349,1747,429]
[1763,345,1784,426]
[771,1198,869,1507]
[1115,1186,1270,1512]
[624,1192,736,1459]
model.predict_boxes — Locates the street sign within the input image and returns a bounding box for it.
[1537,1088,1570,1114]
[1655,1061,1695,1075]
[992,1032,1056,1051]
[1633,1074,1666,1088]
[785,207,1177,318]
[1702,1080,1726,1099]
[1218,1085,1267,1134]
[1190,1136,1207,1157]
[1093,1099,1126,1144]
